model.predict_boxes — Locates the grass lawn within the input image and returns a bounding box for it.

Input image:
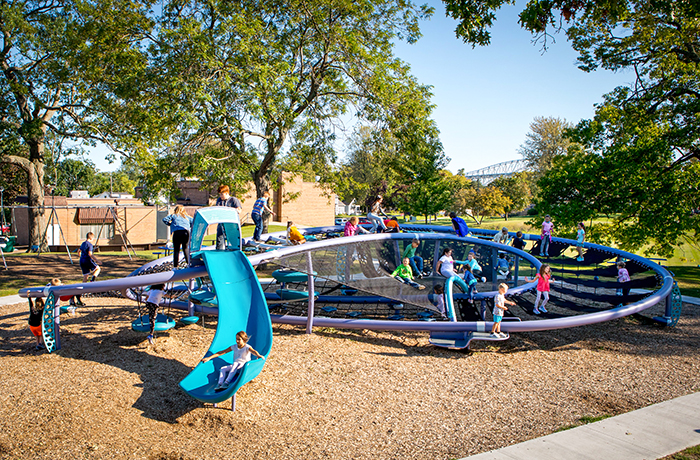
[0,223,289,297]
[661,444,700,460]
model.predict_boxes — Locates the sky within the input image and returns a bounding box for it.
[87,0,631,174]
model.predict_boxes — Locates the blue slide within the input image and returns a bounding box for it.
[179,250,273,404]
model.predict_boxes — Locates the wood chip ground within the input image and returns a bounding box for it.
[0,296,698,460]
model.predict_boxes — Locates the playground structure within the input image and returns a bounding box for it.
[18,208,681,409]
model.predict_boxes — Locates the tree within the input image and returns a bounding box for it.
[0,0,155,248]
[458,183,511,224]
[491,172,532,220]
[334,126,400,208]
[442,0,700,255]
[90,171,139,197]
[518,116,574,181]
[139,0,435,204]
[392,123,452,223]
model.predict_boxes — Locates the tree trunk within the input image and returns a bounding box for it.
[27,140,46,250]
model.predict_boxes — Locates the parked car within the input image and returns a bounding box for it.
[335,217,348,226]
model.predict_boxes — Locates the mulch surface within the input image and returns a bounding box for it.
[0,253,151,288]
[0,256,699,460]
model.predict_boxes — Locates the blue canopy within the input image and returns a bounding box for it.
[190,206,241,253]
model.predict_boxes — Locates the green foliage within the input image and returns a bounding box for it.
[333,126,401,208]
[140,0,436,199]
[458,183,512,224]
[532,1,700,257]
[519,116,575,182]
[491,171,533,218]
[392,123,452,222]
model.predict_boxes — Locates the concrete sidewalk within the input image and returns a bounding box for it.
[0,294,23,306]
[462,391,700,460]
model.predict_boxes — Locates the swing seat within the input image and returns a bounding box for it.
[276,289,318,301]
[131,313,176,332]
[180,316,199,325]
[272,269,315,283]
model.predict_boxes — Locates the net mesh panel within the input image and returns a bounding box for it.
[264,278,450,321]
[269,238,539,314]
[271,239,439,312]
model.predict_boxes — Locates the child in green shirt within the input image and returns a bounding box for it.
[391,258,426,290]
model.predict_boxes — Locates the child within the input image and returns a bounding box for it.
[617,261,631,304]
[540,215,554,257]
[286,221,306,245]
[402,239,424,278]
[384,217,400,233]
[344,216,370,237]
[513,231,526,251]
[367,195,388,233]
[463,264,478,303]
[449,211,470,237]
[202,331,264,391]
[27,297,44,350]
[493,227,511,245]
[432,285,447,318]
[575,222,586,261]
[48,278,80,315]
[162,205,193,268]
[436,248,466,279]
[496,253,511,279]
[526,264,554,314]
[491,283,515,338]
[391,258,426,290]
[467,252,487,282]
[215,185,243,249]
[78,232,101,283]
[143,284,165,345]
[251,191,275,242]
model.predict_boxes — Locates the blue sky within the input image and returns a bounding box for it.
[88,0,631,174]
[392,0,631,172]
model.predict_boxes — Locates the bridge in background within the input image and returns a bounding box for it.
[462,159,529,185]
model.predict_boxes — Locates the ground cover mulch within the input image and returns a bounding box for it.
[0,253,152,293]
[0,290,698,460]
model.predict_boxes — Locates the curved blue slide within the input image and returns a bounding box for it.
[179,250,273,404]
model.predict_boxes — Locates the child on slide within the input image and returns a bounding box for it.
[391,258,426,290]
[202,331,265,391]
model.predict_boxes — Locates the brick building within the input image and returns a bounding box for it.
[12,174,335,249]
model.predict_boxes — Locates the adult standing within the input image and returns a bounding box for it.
[252,191,274,242]
[449,212,470,237]
[367,195,388,233]
[215,185,242,250]
[162,205,193,268]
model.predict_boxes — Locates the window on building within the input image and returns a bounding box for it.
[80,224,114,240]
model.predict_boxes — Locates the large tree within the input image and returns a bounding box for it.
[139,0,435,203]
[0,0,155,248]
[518,116,574,181]
[443,0,700,255]
[334,126,401,208]
[392,122,452,222]
[491,171,532,220]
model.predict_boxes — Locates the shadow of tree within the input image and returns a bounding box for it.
[0,302,204,422]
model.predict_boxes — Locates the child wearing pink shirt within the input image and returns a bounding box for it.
[526,264,554,314]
